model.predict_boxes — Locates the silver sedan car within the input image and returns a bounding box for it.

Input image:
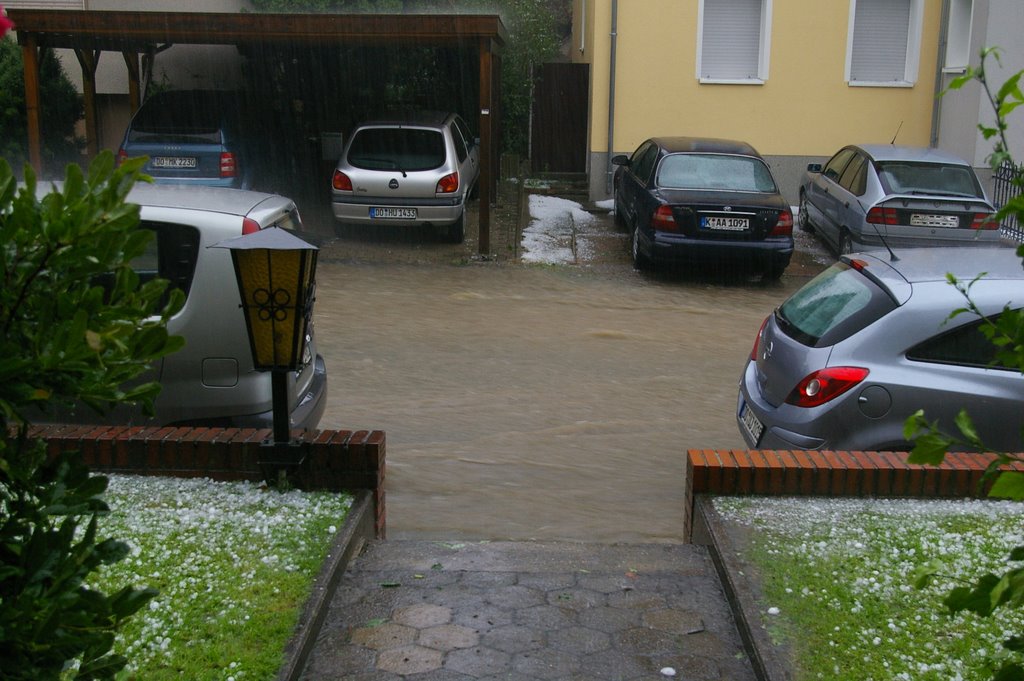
[798,144,1001,255]
[737,247,1024,453]
[330,111,479,243]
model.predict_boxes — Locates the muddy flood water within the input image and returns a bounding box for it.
[309,201,831,543]
[314,264,816,544]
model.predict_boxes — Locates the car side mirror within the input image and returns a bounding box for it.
[807,163,822,173]
[611,154,629,166]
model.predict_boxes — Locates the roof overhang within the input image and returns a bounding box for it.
[8,9,506,52]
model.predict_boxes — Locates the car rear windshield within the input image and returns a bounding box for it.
[347,128,446,172]
[128,92,232,143]
[875,161,982,198]
[776,262,897,347]
[656,154,777,192]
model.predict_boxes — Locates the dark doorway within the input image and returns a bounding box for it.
[530,62,588,175]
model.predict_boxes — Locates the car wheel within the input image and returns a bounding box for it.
[798,192,814,233]
[613,198,626,229]
[444,214,465,244]
[631,225,650,270]
[839,230,854,256]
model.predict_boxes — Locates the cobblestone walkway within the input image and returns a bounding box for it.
[300,540,756,681]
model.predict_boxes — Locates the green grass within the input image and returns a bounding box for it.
[88,475,352,680]
[713,496,1024,681]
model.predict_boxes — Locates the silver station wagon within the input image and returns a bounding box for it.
[50,184,327,430]
[799,144,1001,255]
[330,111,479,243]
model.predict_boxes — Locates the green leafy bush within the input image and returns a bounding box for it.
[0,36,83,175]
[906,47,1024,681]
[0,152,185,679]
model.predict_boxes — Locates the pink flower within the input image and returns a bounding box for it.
[0,7,13,38]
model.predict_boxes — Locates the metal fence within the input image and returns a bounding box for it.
[994,159,1024,241]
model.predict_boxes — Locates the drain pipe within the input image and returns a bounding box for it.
[605,0,618,195]
[930,0,951,148]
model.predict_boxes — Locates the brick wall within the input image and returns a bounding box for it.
[685,448,1024,541]
[31,424,387,538]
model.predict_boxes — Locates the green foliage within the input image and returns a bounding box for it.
[0,152,184,678]
[0,439,158,680]
[0,153,185,427]
[0,37,83,175]
[907,47,1024,681]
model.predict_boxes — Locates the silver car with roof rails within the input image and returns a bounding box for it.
[799,144,1002,255]
[50,184,327,430]
[738,247,1024,452]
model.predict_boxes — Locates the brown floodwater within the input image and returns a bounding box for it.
[312,255,813,544]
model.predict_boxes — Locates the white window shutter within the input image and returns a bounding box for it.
[701,0,762,80]
[850,0,911,82]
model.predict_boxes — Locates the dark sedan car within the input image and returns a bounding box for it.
[799,144,1000,255]
[612,137,793,278]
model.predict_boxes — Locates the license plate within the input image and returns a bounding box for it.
[702,216,749,231]
[151,156,197,169]
[370,207,417,219]
[910,213,959,228]
[739,403,764,444]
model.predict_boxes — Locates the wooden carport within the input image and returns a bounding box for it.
[7,9,506,252]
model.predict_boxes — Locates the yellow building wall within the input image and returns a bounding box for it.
[575,0,943,158]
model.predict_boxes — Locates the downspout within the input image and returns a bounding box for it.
[605,0,618,195]
[930,0,951,148]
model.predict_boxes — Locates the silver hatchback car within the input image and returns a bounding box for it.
[330,111,479,243]
[737,248,1024,452]
[799,144,1001,255]
[51,184,327,430]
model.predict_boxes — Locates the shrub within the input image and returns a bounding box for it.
[0,152,185,679]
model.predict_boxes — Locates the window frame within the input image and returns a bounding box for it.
[944,0,974,73]
[696,0,773,85]
[845,0,924,88]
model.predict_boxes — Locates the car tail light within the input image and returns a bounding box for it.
[242,218,260,235]
[436,172,459,194]
[866,206,898,225]
[750,316,769,361]
[769,209,793,237]
[652,205,678,232]
[117,148,129,166]
[220,152,237,178]
[785,367,869,408]
[332,170,353,192]
[971,212,999,230]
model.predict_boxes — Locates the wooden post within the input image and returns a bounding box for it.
[123,50,141,114]
[75,48,100,159]
[477,38,492,255]
[21,35,42,175]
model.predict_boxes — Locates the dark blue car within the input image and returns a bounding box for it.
[612,137,793,279]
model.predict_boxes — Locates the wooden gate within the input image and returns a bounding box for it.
[530,62,589,174]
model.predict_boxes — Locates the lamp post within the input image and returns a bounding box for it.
[212,227,318,483]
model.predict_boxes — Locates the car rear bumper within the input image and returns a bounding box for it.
[332,195,465,226]
[852,230,1007,251]
[230,354,328,431]
[643,230,793,266]
[151,176,244,189]
[736,362,827,450]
